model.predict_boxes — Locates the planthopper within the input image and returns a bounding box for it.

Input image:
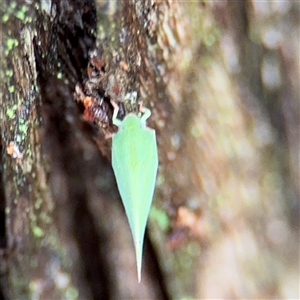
[111,100,158,282]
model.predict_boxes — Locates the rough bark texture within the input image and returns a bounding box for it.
[0,1,299,299]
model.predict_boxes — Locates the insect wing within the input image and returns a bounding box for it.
[112,120,158,281]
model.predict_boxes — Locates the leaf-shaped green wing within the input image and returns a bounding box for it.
[112,115,158,282]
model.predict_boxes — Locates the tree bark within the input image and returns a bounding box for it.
[1,1,299,299]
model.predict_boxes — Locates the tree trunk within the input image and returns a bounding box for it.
[1,1,299,299]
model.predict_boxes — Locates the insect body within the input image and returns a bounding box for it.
[111,101,158,282]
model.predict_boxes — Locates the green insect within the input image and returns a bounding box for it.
[111,100,158,282]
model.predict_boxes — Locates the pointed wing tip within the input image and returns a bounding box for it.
[137,257,142,283]
[135,239,143,283]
